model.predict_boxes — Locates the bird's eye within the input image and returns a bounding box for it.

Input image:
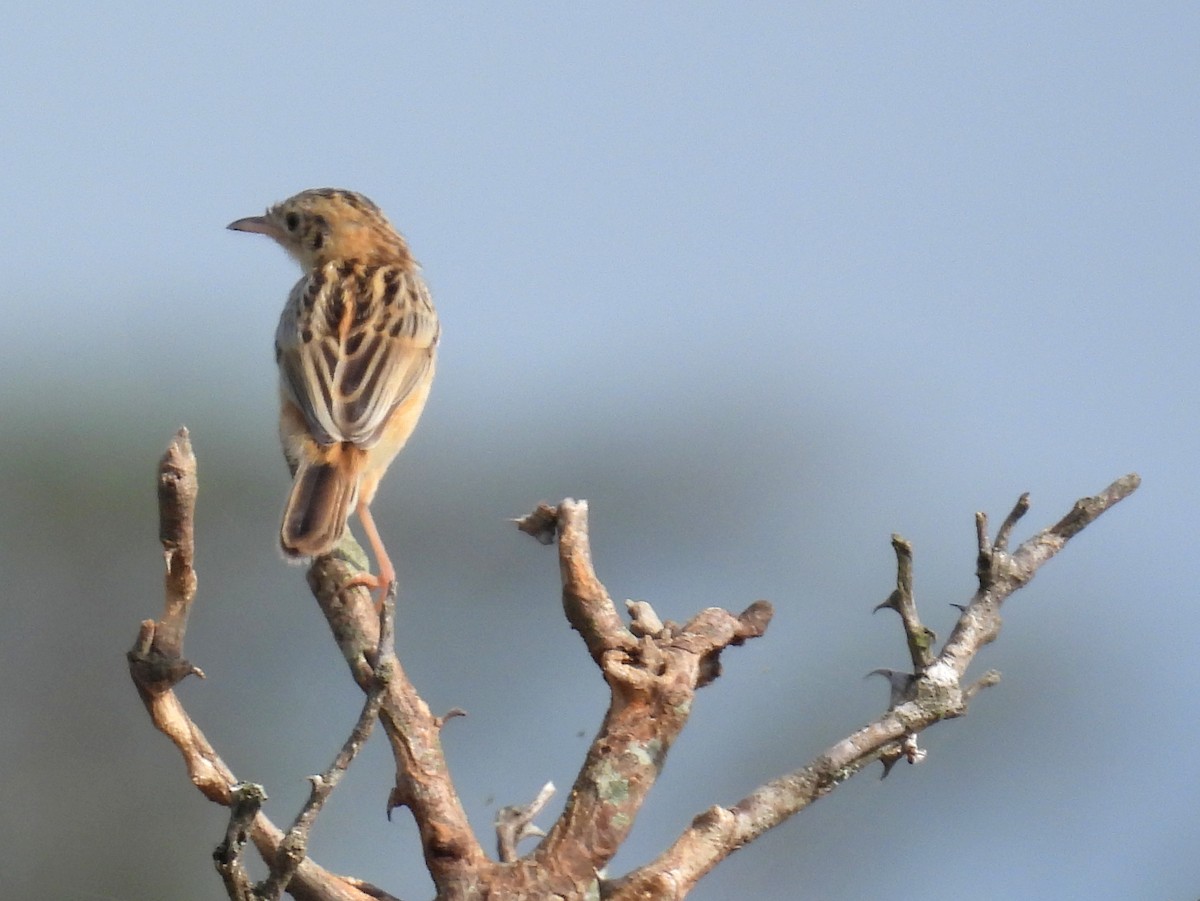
[285,212,300,232]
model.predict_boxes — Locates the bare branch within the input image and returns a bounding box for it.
[974,510,991,584]
[156,428,198,656]
[552,499,637,664]
[939,472,1141,680]
[995,492,1030,552]
[214,783,266,901]
[128,429,204,690]
[259,676,388,899]
[523,501,773,887]
[605,474,1140,899]
[128,431,401,901]
[306,543,487,889]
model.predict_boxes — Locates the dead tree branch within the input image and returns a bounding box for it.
[305,550,487,889]
[128,430,399,901]
[514,500,773,892]
[259,672,389,900]
[130,430,1138,900]
[601,473,1140,899]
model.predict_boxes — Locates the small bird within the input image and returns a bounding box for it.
[228,188,439,603]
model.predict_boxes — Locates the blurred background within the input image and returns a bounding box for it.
[1,4,1196,899]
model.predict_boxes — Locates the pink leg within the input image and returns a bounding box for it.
[344,500,395,610]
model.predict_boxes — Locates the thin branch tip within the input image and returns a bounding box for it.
[161,426,194,465]
[1115,472,1141,491]
[964,670,1002,701]
[435,707,468,729]
[879,534,933,669]
[1048,472,1142,541]
[995,492,1031,551]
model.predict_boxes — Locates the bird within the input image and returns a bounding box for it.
[227,188,439,604]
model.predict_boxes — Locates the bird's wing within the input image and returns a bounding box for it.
[276,263,439,447]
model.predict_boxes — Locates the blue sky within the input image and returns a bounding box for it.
[1,4,1197,900]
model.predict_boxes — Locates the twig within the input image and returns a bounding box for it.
[155,428,199,656]
[257,582,396,897]
[553,499,637,665]
[128,429,203,690]
[938,472,1141,680]
[873,535,936,670]
[259,682,388,899]
[306,538,487,889]
[995,492,1030,552]
[496,781,557,862]
[214,783,267,901]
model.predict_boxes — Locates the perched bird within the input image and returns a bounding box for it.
[227,188,439,602]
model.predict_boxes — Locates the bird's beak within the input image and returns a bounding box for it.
[227,215,283,239]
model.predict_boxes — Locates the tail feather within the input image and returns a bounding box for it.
[281,445,365,558]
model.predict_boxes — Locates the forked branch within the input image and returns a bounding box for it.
[128,430,399,901]
[130,430,1138,900]
[515,500,773,892]
[602,474,1140,899]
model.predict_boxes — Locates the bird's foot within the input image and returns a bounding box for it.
[342,570,394,613]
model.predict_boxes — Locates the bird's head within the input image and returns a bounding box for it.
[227,188,410,271]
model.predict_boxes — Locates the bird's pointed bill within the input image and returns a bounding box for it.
[227,215,282,239]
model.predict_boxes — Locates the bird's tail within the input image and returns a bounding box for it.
[280,443,367,559]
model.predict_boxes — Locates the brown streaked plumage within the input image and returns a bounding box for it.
[228,188,439,603]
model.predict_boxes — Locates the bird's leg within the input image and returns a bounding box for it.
[343,501,396,611]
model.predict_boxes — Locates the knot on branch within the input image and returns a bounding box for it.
[870,665,967,725]
[626,600,668,638]
[595,601,776,699]
[910,672,966,720]
[128,647,205,694]
[213,782,267,898]
[520,501,773,696]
